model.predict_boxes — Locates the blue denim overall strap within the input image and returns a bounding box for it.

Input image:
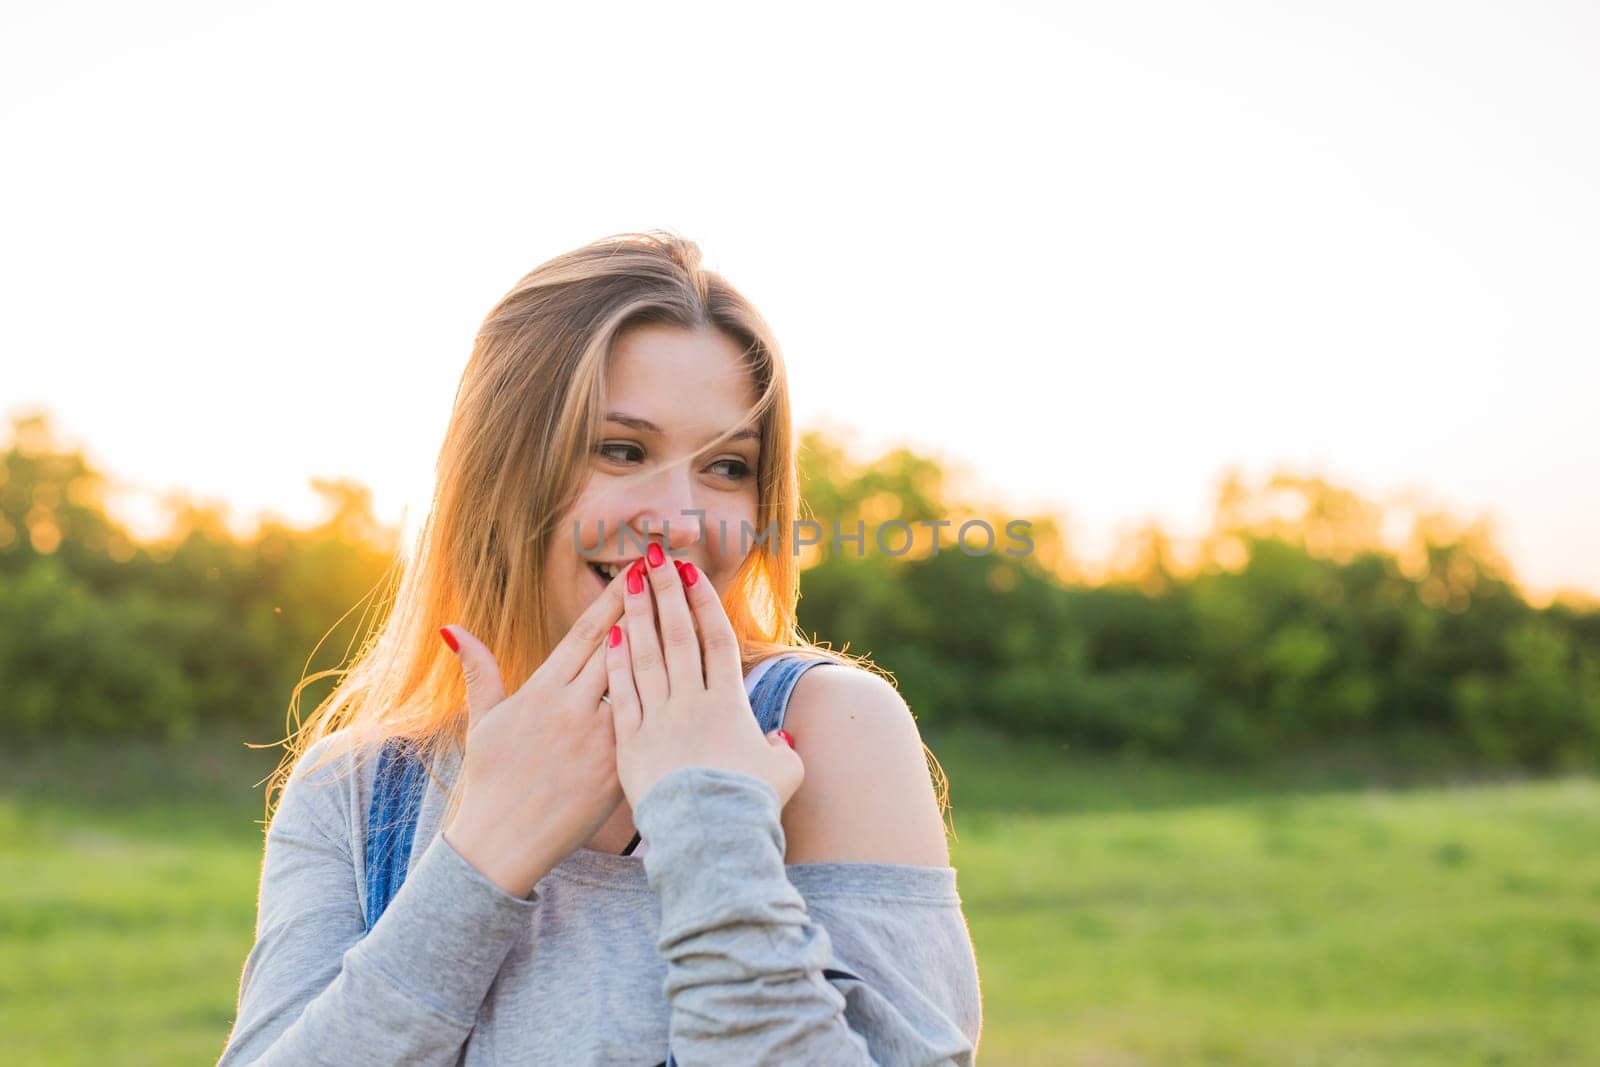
[362,736,431,932]
[747,652,839,735]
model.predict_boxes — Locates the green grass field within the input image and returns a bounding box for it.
[3,729,1597,1065]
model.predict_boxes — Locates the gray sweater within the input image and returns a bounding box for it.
[217,718,984,1064]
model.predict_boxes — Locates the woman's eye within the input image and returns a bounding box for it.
[597,443,643,464]
[598,443,750,481]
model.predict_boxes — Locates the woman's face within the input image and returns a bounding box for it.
[544,323,763,641]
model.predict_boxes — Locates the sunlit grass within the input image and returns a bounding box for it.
[3,729,1597,1065]
[935,732,1600,1066]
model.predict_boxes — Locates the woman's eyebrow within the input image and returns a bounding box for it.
[604,411,760,444]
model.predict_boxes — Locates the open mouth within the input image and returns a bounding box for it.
[588,560,628,587]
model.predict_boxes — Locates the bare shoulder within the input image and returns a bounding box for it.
[779,663,950,867]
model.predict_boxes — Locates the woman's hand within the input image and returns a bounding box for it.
[437,566,633,899]
[605,545,803,810]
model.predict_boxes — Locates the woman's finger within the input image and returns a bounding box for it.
[604,623,642,737]
[439,625,506,729]
[642,543,703,692]
[623,558,670,710]
[572,637,610,707]
[538,562,631,685]
[677,560,742,694]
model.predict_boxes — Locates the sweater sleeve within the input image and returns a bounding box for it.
[215,735,540,1066]
[633,766,982,1065]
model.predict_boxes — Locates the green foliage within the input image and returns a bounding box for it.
[1453,620,1600,770]
[1,413,395,744]
[4,411,1599,770]
[789,432,1600,768]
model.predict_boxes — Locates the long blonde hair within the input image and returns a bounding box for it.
[259,231,861,828]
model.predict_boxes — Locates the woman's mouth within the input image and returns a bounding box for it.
[588,560,627,588]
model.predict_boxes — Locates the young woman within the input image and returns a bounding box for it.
[217,232,983,1065]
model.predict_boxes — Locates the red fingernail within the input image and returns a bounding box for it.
[439,627,460,653]
[627,559,646,594]
[647,543,665,568]
[680,561,699,587]
[775,729,794,749]
[608,624,623,648]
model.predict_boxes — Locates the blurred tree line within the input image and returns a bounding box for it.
[4,411,1599,770]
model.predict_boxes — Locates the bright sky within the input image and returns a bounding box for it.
[4,1,1597,603]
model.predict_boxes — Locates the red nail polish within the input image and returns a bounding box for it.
[680,561,699,587]
[775,729,794,749]
[608,624,623,648]
[438,627,460,653]
[647,543,665,568]
[627,559,646,595]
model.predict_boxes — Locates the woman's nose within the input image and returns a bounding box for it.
[633,459,705,550]
[664,510,702,554]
